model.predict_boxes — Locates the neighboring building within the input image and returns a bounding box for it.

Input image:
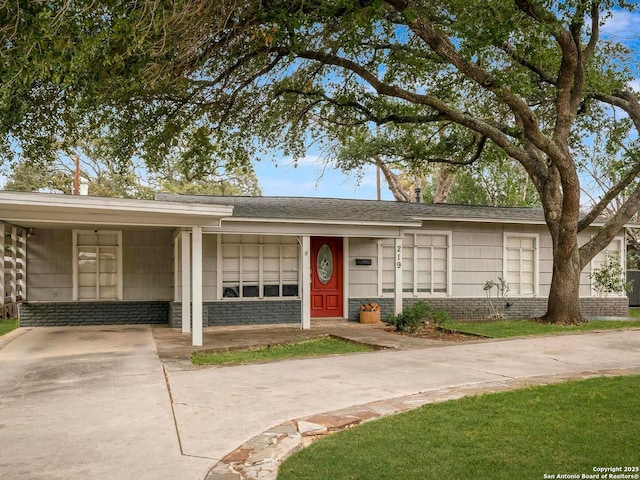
[0,191,628,346]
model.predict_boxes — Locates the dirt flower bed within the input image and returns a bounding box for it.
[387,322,483,342]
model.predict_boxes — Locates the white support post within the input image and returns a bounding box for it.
[394,237,403,315]
[192,226,203,347]
[173,234,179,303]
[343,237,349,319]
[301,236,311,329]
[180,230,191,334]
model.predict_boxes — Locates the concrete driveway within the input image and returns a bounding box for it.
[0,326,211,480]
[1,325,640,480]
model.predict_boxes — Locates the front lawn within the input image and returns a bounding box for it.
[445,318,640,338]
[0,318,18,336]
[191,337,376,365]
[629,307,640,318]
[278,375,640,480]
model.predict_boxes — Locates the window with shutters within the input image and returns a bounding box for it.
[380,232,450,296]
[73,230,122,301]
[220,235,299,299]
[503,234,538,296]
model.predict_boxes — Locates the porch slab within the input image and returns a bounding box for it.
[152,320,454,370]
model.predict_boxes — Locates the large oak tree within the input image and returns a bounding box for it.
[2,0,640,324]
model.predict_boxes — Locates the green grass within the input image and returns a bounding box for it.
[629,307,640,318]
[191,336,376,365]
[278,375,640,480]
[0,318,18,336]
[445,318,640,338]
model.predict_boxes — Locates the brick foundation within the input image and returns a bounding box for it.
[18,296,629,327]
[169,300,302,327]
[19,301,169,327]
[350,297,629,322]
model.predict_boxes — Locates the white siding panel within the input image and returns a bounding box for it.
[122,230,173,301]
[26,229,73,301]
[203,234,217,301]
[348,238,377,297]
[452,225,504,297]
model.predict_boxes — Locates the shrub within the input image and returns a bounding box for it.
[384,302,451,333]
[591,252,633,316]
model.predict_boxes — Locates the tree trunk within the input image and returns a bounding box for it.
[538,227,586,325]
[433,164,456,203]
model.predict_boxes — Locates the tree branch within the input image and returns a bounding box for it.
[501,41,557,86]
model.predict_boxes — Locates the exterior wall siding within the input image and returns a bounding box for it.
[26,229,73,302]
[28,228,175,302]
[168,300,301,327]
[450,223,503,298]
[19,301,169,326]
[348,238,378,298]
[123,230,174,301]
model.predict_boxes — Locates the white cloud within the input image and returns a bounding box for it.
[278,154,326,168]
[600,9,640,40]
[628,78,640,92]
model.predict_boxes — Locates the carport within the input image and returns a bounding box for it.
[0,191,233,346]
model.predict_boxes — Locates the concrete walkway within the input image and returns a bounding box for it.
[1,324,640,480]
[161,327,640,479]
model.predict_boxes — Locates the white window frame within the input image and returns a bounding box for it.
[503,233,539,297]
[379,231,452,297]
[590,236,626,297]
[72,230,123,301]
[217,235,300,300]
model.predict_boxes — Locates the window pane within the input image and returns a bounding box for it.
[78,272,96,288]
[282,285,299,296]
[507,237,521,248]
[77,234,98,246]
[521,237,535,249]
[242,245,259,283]
[79,286,97,300]
[242,285,259,297]
[223,286,239,298]
[281,246,299,284]
[78,248,97,273]
[98,234,118,246]
[222,245,240,283]
[263,245,280,283]
[415,235,431,247]
[100,247,118,274]
[263,285,280,297]
[99,284,118,299]
[402,255,414,292]
[432,235,447,247]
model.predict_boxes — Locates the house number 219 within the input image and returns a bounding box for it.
[396,245,402,269]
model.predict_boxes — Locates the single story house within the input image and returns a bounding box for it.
[0,191,628,346]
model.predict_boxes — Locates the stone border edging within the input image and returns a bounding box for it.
[204,366,640,480]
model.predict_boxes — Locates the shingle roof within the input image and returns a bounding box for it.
[154,193,549,225]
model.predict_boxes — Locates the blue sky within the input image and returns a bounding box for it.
[254,6,640,201]
[253,155,394,200]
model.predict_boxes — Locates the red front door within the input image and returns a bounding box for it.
[311,237,343,317]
